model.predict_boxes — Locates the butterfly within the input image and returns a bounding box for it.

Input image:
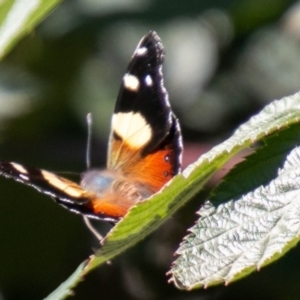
[0,31,182,237]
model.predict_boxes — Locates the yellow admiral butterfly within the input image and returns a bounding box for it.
[0,31,182,234]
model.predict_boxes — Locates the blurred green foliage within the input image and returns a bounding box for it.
[0,0,300,299]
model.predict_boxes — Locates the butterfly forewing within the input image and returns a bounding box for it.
[107,31,182,192]
[0,162,91,204]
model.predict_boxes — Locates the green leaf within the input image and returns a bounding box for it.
[211,123,300,206]
[46,91,300,298]
[0,0,62,60]
[169,116,300,289]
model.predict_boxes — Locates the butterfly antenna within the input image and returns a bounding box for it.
[86,113,92,169]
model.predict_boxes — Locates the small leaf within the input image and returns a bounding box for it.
[170,142,300,289]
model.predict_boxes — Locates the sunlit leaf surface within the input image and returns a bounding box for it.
[170,97,300,289]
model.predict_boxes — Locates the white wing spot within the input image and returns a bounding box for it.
[145,75,153,86]
[112,112,152,148]
[135,47,147,56]
[11,163,28,174]
[19,174,29,181]
[123,74,140,91]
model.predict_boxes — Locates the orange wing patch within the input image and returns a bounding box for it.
[109,139,176,192]
[90,198,128,218]
[128,148,175,192]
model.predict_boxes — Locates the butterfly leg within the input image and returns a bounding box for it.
[83,216,104,242]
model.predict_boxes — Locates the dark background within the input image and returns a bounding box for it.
[1,0,300,299]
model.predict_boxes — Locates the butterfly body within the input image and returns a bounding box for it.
[0,31,182,224]
[80,169,154,219]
